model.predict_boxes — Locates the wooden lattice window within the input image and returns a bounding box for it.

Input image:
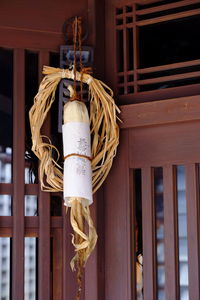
[107,0,200,104]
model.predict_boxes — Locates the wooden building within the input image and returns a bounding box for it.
[0,0,200,299]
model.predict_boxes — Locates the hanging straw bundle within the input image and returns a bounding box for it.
[29,65,120,295]
[29,66,120,193]
[29,15,119,300]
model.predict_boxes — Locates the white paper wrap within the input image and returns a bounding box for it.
[62,122,93,207]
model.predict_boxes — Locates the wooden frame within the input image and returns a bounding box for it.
[106,0,200,104]
[104,94,200,299]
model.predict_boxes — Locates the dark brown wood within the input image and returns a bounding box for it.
[0,216,63,237]
[133,3,139,94]
[64,207,77,299]
[12,48,25,300]
[117,83,200,105]
[137,59,200,74]
[136,8,200,26]
[136,0,199,15]
[0,0,88,51]
[0,216,12,229]
[129,120,200,168]
[137,70,200,86]
[38,50,51,300]
[130,170,137,300]
[163,165,179,300]
[185,164,200,299]
[0,27,62,51]
[136,0,170,4]
[53,229,63,300]
[0,184,38,195]
[0,1,101,299]
[105,0,117,96]
[25,184,39,195]
[96,187,106,300]
[120,95,200,129]
[104,130,132,300]
[0,183,13,194]
[107,0,200,106]
[62,205,69,300]
[85,200,98,300]
[141,167,157,300]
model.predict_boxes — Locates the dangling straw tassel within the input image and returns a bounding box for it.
[63,87,97,299]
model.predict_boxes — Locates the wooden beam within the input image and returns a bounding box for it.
[38,50,51,300]
[141,167,157,300]
[120,95,200,129]
[185,164,200,299]
[136,8,200,26]
[12,48,25,300]
[163,165,179,300]
[136,0,199,15]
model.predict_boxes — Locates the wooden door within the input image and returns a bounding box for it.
[104,95,200,300]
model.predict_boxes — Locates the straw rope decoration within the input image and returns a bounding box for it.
[29,17,120,299]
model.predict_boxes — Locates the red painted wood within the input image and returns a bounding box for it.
[0,1,87,33]
[25,184,39,195]
[64,207,77,299]
[130,170,137,300]
[120,95,200,129]
[136,0,199,15]
[62,205,68,300]
[129,120,200,168]
[185,164,200,299]
[137,70,200,86]
[137,59,200,74]
[38,50,51,300]
[141,167,157,300]
[0,216,63,237]
[117,84,200,105]
[12,48,25,300]
[136,8,200,26]
[0,1,99,299]
[53,229,63,300]
[0,184,38,195]
[0,183,13,194]
[163,165,179,300]
[85,200,98,300]
[96,187,106,300]
[104,130,132,300]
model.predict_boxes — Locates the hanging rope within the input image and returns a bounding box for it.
[72,16,78,100]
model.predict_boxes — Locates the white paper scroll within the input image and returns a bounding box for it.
[62,122,93,207]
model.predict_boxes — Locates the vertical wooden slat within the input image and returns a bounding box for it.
[163,165,179,300]
[62,205,67,300]
[133,3,139,93]
[123,8,128,95]
[185,164,200,299]
[38,50,51,300]
[62,205,68,300]
[142,167,156,300]
[85,200,98,300]
[130,170,137,300]
[53,229,63,300]
[63,205,77,299]
[104,130,132,300]
[12,48,25,300]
